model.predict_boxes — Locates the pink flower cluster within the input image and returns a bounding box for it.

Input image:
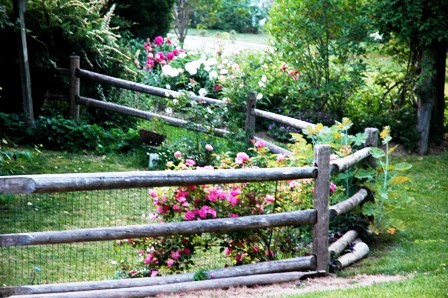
[143,36,185,71]
[280,63,300,81]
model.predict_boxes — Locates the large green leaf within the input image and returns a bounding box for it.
[370,147,385,158]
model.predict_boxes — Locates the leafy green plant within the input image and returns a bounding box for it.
[360,126,413,234]
[268,0,370,116]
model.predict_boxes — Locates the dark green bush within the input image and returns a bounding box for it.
[0,113,145,154]
[112,0,175,39]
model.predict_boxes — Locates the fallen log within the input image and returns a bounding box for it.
[334,239,369,270]
[328,230,359,257]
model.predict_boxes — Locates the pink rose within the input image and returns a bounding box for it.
[170,250,181,260]
[276,154,286,162]
[166,52,175,61]
[205,144,213,151]
[154,36,164,46]
[330,182,337,193]
[174,151,182,158]
[184,210,196,220]
[254,140,266,148]
[235,152,250,164]
[265,195,275,203]
[167,259,174,267]
[146,59,155,69]
[185,159,196,166]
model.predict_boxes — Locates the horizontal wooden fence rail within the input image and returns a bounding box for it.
[77,95,230,137]
[1,256,315,296]
[0,166,316,194]
[253,109,316,131]
[0,209,317,247]
[330,147,373,174]
[7,271,317,298]
[329,188,370,220]
[76,68,224,106]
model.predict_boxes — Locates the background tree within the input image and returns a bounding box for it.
[112,0,175,39]
[268,0,370,116]
[0,0,128,115]
[374,0,448,154]
[173,0,192,46]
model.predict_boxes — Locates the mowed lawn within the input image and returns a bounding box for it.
[292,151,448,297]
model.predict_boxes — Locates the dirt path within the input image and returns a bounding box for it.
[155,274,407,297]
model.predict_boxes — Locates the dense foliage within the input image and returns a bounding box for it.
[190,0,271,33]
[0,0,130,116]
[112,0,176,39]
[268,0,370,116]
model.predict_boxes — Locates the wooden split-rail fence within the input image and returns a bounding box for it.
[0,56,379,297]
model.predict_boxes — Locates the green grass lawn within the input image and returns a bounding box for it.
[290,152,448,297]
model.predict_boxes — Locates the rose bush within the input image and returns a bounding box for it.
[113,120,377,278]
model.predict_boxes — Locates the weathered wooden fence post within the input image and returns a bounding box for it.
[69,55,80,120]
[245,92,257,144]
[313,144,331,273]
[364,128,379,169]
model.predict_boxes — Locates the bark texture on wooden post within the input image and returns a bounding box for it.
[14,0,34,128]
[313,145,331,273]
[245,92,257,144]
[364,128,379,169]
[69,55,80,120]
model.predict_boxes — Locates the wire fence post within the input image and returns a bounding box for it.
[313,144,331,273]
[70,55,80,120]
[245,92,257,144]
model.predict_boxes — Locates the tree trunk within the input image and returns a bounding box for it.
[416,44,438,155]
[431,42,447,139]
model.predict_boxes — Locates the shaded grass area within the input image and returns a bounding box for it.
[290,152,448,297]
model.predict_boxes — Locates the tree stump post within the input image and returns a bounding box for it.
[313,144,331,273]
[70,55,80,120]
[364,128,379,169]
[245,92,257,144]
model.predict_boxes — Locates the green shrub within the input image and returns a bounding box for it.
[268,0,370,117]
[0,113,145,154]
[190,0,270,33]
[112,0,175,39]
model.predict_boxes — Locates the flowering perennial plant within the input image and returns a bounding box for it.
[114,134,348,278]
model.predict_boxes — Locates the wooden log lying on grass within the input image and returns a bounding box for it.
[0,209,316,246]
[0,256,315,296]
[9,271,317,298]
[329,188,370,220]
[334,239,370,270]
[328,230,359,257]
